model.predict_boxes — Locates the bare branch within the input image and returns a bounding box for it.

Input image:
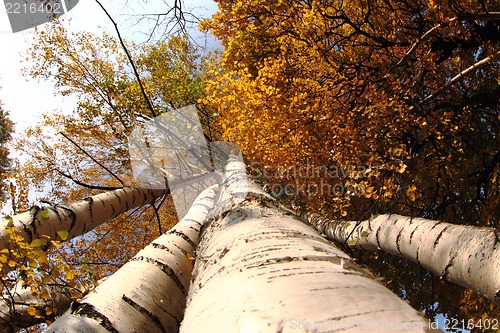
[59,132,125,186]
[95,0,158,118]
[417,49,500,107]
[54,168,122,191]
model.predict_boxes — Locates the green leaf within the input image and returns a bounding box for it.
[360,231,370,240]
[37,209,49,220]
[347,239,357,247]
[57,230,69,241]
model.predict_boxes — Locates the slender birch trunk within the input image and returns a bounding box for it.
[0,282,71,333]
[0,181,169,251]
[44,185,217,333]
[180,160,436,333]
[304,212,500,304]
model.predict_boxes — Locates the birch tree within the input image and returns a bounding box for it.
[303,212,500,305]
[0,181,169,253]
[0,181,171,331]
[201,0,500,320]
[45,185,218,333]
[43,158,439,333]
[0,282,72,333]
[180,159,437,332]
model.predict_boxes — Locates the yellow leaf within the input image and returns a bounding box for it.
[40,289,50,300]
[57,230,69,241]
[29,239,43,248]
[27,306,37,317]
[397,162,407,173]
[7,260,16,268]
[42,274,52,284]
[347,239,357,247]
[65,271,75,280]
[36,253,47,264]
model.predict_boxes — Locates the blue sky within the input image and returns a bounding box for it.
[0,0,219,133]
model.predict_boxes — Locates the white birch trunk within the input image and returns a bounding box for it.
[180,160,436,333]
[0,282,71,333]
[304,213,500,304]
[44,185,218,333]
[0,181,169,251]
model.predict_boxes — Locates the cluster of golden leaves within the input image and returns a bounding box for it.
[201,0,500,225]
[1,217,82,325]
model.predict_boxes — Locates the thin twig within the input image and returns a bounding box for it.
[54,169,122,191]
[59,132,124,186]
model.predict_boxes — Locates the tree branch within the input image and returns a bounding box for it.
[59,131,125,186]
[54,168,122,191]
[95,0,158,118]
[417,49,500,107]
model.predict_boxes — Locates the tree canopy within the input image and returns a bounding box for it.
[202,0,500,225]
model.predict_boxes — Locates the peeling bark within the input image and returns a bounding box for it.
[44,185,218,333]
[0,181,170,251]
[180,160,436,333]
[304,212,500,304]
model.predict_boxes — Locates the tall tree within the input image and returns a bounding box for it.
[0,20,213,332]
[38,156,499,332]
[16,20,213,275]
[1,150,498,331]
[200,0,500,321]
[3,0,499,330]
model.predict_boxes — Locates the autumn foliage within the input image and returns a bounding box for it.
[201,0,500,226]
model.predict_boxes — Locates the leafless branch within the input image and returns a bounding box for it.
[59,132,125,186]
[417,49,500,107]
[95,0,158,118]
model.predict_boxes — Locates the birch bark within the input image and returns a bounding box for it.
[0,181,169,251]
[0,282,71,333]
[304,212,500,304]
[180,160,436,333]
[44,185,217,333]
